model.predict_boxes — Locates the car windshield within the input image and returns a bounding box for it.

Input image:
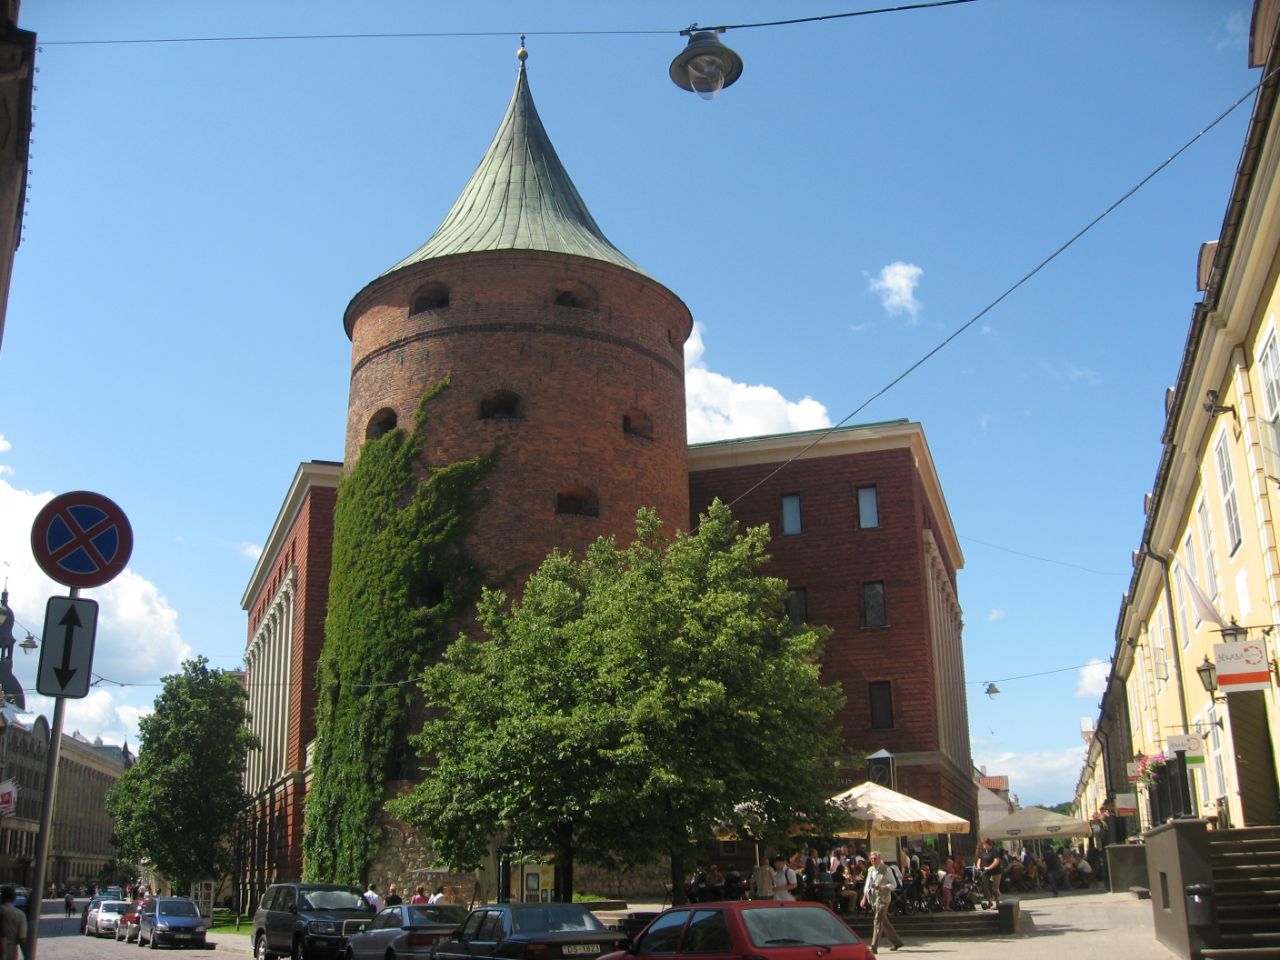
[299,889,366,911]
[740,907,859,947]
[158,901,200,918]
[102,902,130,915]
[510,905,605,934]
[409,905,468,925]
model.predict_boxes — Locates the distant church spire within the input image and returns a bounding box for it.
[382,57,646,277]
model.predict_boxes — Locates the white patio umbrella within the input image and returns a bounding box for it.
[828,781,971,839]
[981,806,1091,841]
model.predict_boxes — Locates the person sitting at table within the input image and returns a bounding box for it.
[704,865,725,901]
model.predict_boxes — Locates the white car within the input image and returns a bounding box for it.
[86,900,130,937]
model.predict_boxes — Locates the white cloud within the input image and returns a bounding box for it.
[685,323,832,443]
[1075,658,1109,698]
[970,744,1087,806]
[867,262,923,322]
[241,542,263,561]
[1216,10,1247,50]
[986,608,1006,622]
[1038,359,1101,387]
[0,434,10,453]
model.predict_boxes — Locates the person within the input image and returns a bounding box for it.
[364,882,384,911]
[0,885,27,960]
[859,852,903,954]
[385,883,402,906]
[64,890,75,918]
[427,886,445,904]
[1076,854,1094,887]
[1044,845,1069,896]
[939,864,954,910]
[704,865,725,901]
[410,885,429,905]
[751,857,774,900]
[771,854,798,901]
[976,839,1002,908]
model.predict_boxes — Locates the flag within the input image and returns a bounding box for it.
[1179,564,1227,628]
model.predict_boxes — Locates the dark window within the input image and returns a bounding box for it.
[555,290,580,307]
[682,911,731,953]
[553,281,597,310]
[637,910,687,955]
[410,282,450,313]
[480,390,520,420]
[781,494,802,535]
[863,581,886,628]
[259,888,278,911]
[460,912,486,939]
[476,911,504,942]
[366,408,397,440]
[275,888,295,912]
[557,488,599,517]
[869,681,894,729]
[786,588,808,625]
[857,486,880,529]
[623,408,653,439]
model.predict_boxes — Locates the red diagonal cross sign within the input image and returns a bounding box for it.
[31,491,133,589]
[47,505,115,569]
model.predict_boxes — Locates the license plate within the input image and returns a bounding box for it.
[175,934,192,939]
[562,945,600,956]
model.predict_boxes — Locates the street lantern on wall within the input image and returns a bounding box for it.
[1196,655,1219,695]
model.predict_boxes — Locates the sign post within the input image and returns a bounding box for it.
[26,491,131,960]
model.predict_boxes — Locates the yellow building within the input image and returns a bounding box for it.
[1076,0,1280,832]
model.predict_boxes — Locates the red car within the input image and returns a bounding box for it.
[600,901,869,960]
[114,899,146,942]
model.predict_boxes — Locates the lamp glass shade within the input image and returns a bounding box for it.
[1196,655,1218,694]
[669,32,743,98]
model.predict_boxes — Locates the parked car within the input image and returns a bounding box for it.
[102,885,125,900]
[116,899,146,942]
[13,887,28,911]
[432,902,627,960]
[80,896,105,934]
[252,883,373,960]
[343,903,468,960]
[137,896,208,949]
[86,900,130,937]
[598,901,869,960]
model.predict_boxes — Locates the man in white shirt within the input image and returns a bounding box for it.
[364,883,385,912]
[860,852,903,954]
[770,854,798,901]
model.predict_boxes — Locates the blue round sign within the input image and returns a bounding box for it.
[30,491,133,588]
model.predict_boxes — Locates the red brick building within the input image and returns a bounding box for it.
[240,60,974,902]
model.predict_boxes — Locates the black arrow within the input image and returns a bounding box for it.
[54,604,81,690]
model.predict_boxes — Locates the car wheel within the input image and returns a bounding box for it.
[291,937,306,960]
[149,930,159,949]
[256,934,274,960]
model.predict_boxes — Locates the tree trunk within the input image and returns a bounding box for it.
[669,846,687,906]
[554,822,575,902]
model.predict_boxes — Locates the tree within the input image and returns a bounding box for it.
[303,377,497,882]
[389,500,846,901]
[106,657,259,893]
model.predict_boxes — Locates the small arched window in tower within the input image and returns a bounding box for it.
[480,390,521,421]
[622,408,653,440]
[552,280,597,310]
[556,486,599,518]
[366,408,398,440]
[410,281,450,314]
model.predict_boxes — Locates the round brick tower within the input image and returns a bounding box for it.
[343,59,692,586]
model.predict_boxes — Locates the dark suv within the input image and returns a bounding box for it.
[252,883,372,960]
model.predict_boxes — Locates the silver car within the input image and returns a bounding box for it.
[344,904,468,959]
[86,899,130,937]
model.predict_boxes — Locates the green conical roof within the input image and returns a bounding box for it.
[384,63,645,277]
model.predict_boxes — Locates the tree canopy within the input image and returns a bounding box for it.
[303,377,496,882]
[389,500,846,900]
[106,657,258,892]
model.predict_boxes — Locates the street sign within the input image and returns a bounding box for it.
[36,596,98,699]
[30,491,133,589]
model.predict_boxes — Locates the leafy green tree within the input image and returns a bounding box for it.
[106,657,258,893]
[303,377,497,882]
[390,500,846,901]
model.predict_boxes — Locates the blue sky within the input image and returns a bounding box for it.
[0,1,1258,806]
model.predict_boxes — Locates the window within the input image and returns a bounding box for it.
[1215,434,1243,554]
[1260,333,1280,478]
[480,390,520,420]
[637,911,687,955]
[1153,608,1170,686]
[781,494,802,535]
[410,281,450,313]
[622,408,653,439]
[869,681,894,729]
[556,487,599,517]
[1173,560,1190,650]
[476,912,504,942]
[1197,500,1220,600]
[552,280,597,310]
[863,581,886,628]
[682,911,731,953]
[786,588,808,625]
[366,408,397,440]
[857,486,880,528]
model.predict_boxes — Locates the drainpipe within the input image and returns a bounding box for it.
[1144,548,1195,816]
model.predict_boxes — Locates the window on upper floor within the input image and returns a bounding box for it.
[863,581,887,628]
[1196,499,1220,600]
[786,588,808,625]
[857,485,880,529]
[410,281,450,313]
[556,487,599,517]
[552,280,598,310]
[1214,433,1243,554]
[781,494,802,536]
[480,390,520,421]
[869,680,894,729]
[622,408,653,439]
[366,408,398,440]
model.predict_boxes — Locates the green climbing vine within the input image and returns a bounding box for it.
[302,375,497,882]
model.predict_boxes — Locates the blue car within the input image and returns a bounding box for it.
[137,896,208,949]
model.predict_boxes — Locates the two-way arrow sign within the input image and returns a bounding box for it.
[36,597,98,699]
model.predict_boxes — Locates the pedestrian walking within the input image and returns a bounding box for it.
[385,884,402,906]
[64,889,75,917]
[770,854,798,901]
[860,852,903,954]
[0,885,27,960]
[364,882,384,911]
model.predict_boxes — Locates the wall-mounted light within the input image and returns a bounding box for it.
[669,27,743,100]
[1203,389,1237,420]
[1196,654,1227,702]
[1219,618,1248,644]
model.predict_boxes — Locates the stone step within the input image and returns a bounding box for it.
[1201,949,1280,960]
[1222,933,1280,946]
[1213,828,1280,842]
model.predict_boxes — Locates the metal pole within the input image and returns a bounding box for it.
[26,586,76,960]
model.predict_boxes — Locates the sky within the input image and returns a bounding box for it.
[0,1,1261,806]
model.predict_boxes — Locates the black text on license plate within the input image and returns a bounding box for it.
[562,946,600,956]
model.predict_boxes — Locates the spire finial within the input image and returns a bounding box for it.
[517,35,528,65]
